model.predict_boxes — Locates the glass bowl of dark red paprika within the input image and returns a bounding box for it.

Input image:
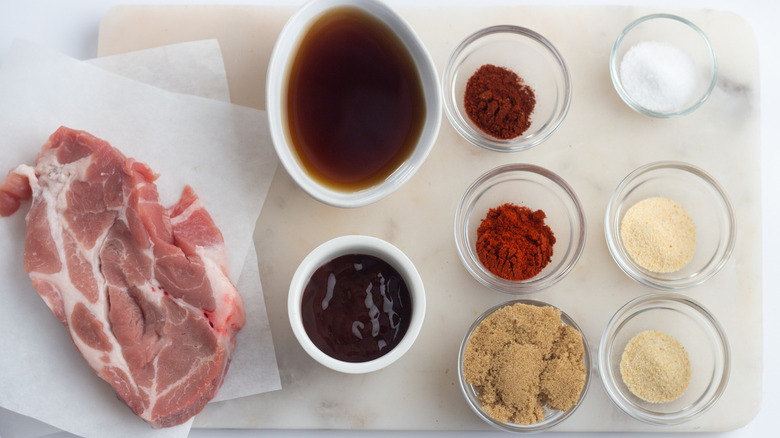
[266,0,442,208]
[288,235,426,373]
[442,25,571,152]
[454,164,586,294]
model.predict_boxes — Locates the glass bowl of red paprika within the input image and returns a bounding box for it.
[442,25,571,152]
[454,164,586,294]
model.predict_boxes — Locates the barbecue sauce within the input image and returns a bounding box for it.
[285,7,426,191]
[301,254,413,362]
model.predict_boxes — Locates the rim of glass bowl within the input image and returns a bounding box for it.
[458,299,591,432]
[454,163,586,294]
[442,25,572,152]
[598,293,730,425]
[604,161,736,290]
[609,13,718,119]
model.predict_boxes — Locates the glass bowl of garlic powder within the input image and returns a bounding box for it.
[599,293,730,425]
[605,161,736,290]
[610,13,717,118]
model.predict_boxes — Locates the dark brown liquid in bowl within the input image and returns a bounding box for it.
[286,7,426,191]
[301,254,413,362]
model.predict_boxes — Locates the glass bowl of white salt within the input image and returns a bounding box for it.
[610,14,717,118]
[604,161,736,290]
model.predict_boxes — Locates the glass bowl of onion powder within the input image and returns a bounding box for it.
[599,293,730,425]
[605,161,736,290]
[610,14,717,118]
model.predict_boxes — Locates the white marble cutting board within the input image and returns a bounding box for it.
[98,4,761,433]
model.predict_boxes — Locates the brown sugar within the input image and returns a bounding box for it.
[463,303,587,425]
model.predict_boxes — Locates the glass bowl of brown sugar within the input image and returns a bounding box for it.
[599,293,730,425]
[442,25,571,152]
[458,299,591,432]
[454,163,586,294]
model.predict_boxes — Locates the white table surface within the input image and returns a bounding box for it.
[1,1,776,438]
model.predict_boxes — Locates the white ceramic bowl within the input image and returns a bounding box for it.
[604,161,736,290]
[288,235,426,373]
[599,293,730,425]
[610,14,717,118]
[266,0,442,208]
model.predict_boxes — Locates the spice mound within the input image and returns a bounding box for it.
[464,64,536,139]
[619,41,698,113]
[463,303,587,425]
[620,197,695,273]
[620,330,691,403]
[476,203,555,281]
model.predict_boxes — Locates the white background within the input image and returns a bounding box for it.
[0,1,776,437]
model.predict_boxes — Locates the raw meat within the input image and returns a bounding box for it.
[0,127,245,428]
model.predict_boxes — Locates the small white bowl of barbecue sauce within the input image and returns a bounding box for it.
[267,0,441,208]
[288,235,426,373]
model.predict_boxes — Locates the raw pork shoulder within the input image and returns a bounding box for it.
[0,127,245,428]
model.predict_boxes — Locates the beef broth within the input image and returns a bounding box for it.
[286,7,426,191]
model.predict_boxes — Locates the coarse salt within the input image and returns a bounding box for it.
[619,41,698,113]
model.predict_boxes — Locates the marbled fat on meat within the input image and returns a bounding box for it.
[0,127,245,428]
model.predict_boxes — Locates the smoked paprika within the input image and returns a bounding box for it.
[464,64,536,140]
[476,203,555,281]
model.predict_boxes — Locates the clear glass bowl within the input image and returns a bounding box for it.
[610,13,717,118]
[599,293,730,425]
[454,164,585,294]
[442,25,571,152]
[458,299,591,432]
[604,161,736,290]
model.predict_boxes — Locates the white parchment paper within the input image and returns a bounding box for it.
[0,40,281,438]
[89,40,232,102]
